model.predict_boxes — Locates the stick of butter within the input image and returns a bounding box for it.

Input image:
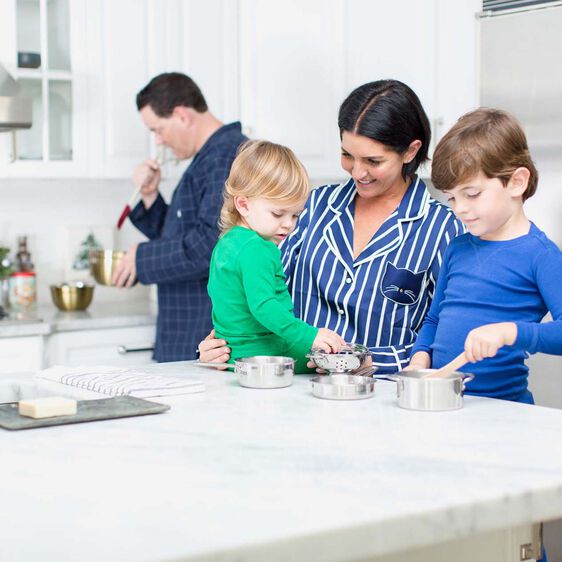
[18,397,78,419]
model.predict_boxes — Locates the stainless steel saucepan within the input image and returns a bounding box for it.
[196,356,295,388]
[374,370,475,411]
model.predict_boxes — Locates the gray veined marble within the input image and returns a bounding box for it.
[2,362,562,562]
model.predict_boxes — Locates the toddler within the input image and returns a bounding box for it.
[208,140,344,372]
[409,108,562,403]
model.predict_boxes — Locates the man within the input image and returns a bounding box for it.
[112,73,246,362]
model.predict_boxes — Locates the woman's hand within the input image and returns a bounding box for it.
[312,328,346,354]
[464,322,517,363]
[198,329,231,369]
[403,351,431,371]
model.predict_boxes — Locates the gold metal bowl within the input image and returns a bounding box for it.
[89,249,124,286]
[50,282,94,311]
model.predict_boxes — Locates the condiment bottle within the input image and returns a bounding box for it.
[15,236,34,272]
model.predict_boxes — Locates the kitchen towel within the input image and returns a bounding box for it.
[35,365,205,398]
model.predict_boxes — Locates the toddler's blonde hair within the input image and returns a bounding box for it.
[220,140,310,233]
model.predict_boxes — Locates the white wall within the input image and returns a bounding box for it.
[0,177,176,305]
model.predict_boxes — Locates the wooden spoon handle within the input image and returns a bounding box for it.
[427,352,468,379]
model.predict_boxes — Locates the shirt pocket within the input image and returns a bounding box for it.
[380,262,427,306]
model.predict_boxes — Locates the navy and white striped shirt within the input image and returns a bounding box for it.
[281,176,464,373]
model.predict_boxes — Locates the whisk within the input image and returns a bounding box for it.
[116,148,171,229]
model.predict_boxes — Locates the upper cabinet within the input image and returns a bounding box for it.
[238,0,481,181]
[238,0,346,180]
[0,0,480,180]
[0,0,88,176]
[0,0,187,178]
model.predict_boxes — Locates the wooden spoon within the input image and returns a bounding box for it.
[423,352,468,379]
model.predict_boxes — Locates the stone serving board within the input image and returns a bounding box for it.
[0,396,170,430]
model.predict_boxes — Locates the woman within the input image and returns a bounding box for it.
[200,80,464,373]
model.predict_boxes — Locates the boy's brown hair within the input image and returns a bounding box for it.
[431,108,538,201]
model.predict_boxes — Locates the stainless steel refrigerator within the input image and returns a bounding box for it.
[479,1,562,247]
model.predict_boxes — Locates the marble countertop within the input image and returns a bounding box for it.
[0,300,156,337]
[2,363,562,561]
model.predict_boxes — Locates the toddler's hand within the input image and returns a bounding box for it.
[464,322,517,363]
[312,328,346,353]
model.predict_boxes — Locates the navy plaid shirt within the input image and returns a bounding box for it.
[130,122,247,362]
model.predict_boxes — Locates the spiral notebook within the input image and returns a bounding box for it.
[35,365,205,398]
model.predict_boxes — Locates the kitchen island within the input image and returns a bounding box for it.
[2,362,562,562]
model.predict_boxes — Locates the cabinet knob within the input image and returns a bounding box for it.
[117,344,155,355]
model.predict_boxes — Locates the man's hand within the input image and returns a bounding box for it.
[112,243,139,288]
[132,159,161,209]
[198,329,231,370]
[464,322,517,363]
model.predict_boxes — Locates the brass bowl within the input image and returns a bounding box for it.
[89,249,124,286]
[50,282,94,311]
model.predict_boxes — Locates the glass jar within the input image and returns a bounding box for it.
[9,271,36,310]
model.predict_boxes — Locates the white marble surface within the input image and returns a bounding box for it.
[2,362,562,562]
[0,300,156,338]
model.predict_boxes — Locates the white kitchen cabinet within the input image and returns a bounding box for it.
[0,0,90,177]
[0,0,220,178]
[0,335,44,373]
[238,0,481,181]
[238,0,345,180]
[1,0,480,179]
[46,325,156,367]
[343,0,481,173]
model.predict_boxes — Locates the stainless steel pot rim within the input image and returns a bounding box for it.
[310,374,376,400]
[377,370,474,382]
[235,356,295,366]
[311,374,375,387]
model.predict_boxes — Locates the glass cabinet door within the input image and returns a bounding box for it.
[14,0,72,162]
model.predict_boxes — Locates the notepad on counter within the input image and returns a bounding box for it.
[35,366,205,398]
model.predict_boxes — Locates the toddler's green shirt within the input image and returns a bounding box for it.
[208,226,318,373]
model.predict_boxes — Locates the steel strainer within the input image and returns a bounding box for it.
[306,343,372,373]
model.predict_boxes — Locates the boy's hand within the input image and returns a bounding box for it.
[464,322,517,362]
[312,328,346,353]
[403,351,431,371]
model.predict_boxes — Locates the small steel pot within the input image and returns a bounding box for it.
[234,356,295,388]
[376,370,475,411]
[196,356,295,388]
[311,374,376,400]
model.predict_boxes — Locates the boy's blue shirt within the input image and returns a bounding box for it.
[412,223,562,402]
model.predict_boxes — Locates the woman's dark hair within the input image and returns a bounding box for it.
[338,79,431,179]
[136,72,208,117]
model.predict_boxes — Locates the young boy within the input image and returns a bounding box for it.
[408,108,562,404]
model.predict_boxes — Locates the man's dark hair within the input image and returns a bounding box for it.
[136,72,208,116]
[338,79,430,180]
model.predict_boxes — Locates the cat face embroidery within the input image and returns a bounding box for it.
[380,262,426,305]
